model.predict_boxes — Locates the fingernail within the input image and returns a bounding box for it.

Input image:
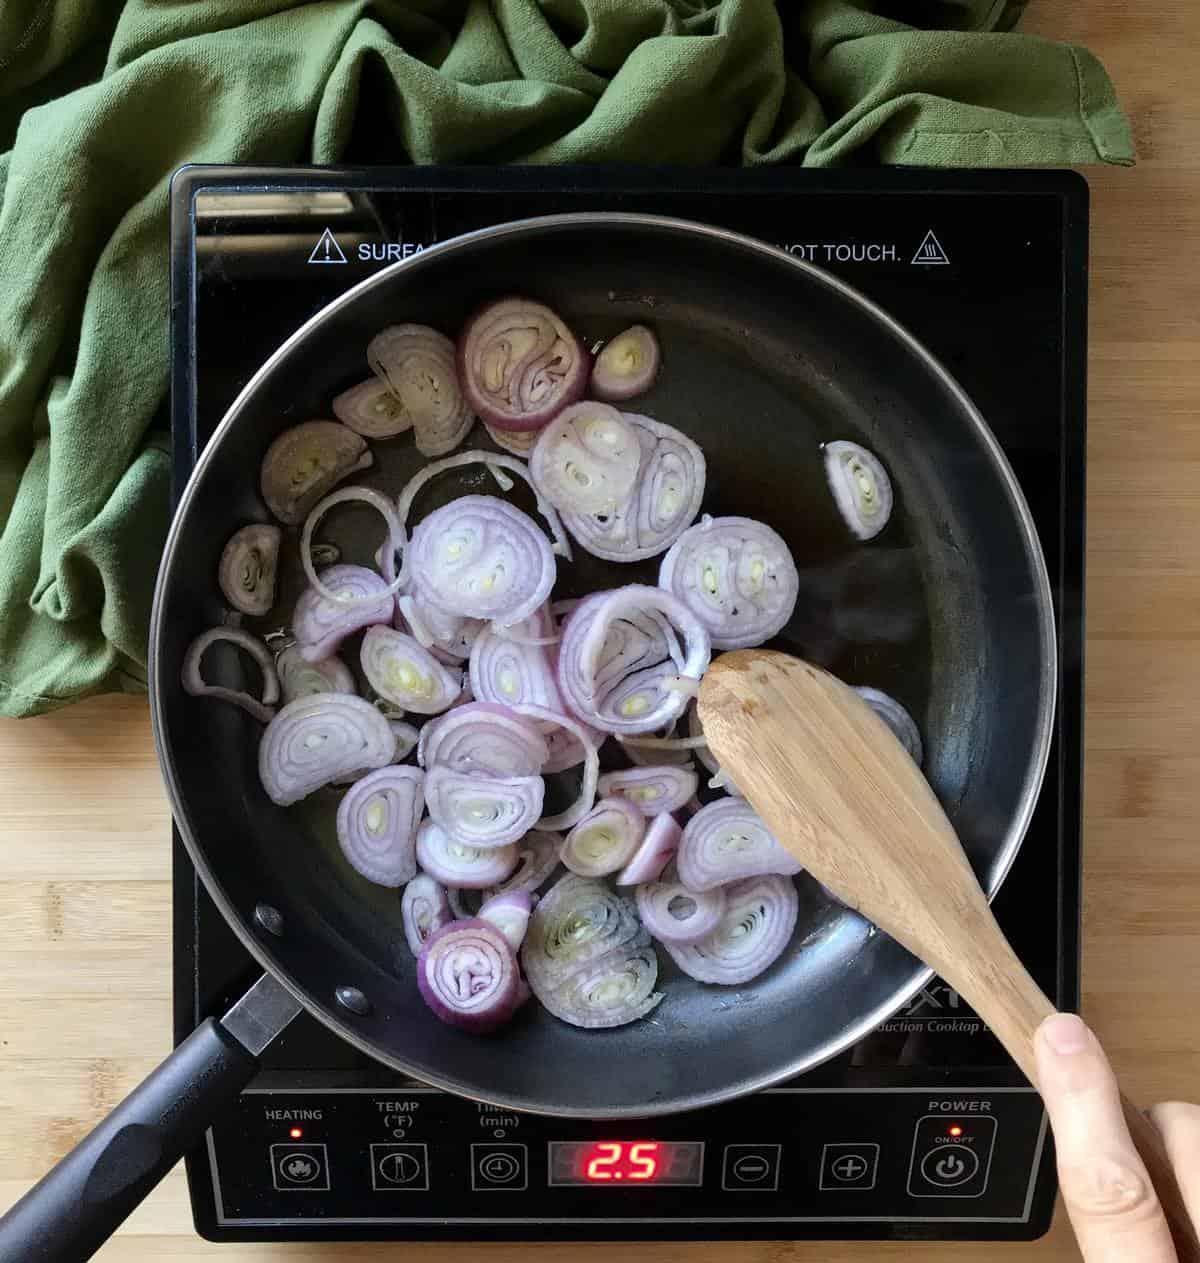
[1040,1012,1091,1055]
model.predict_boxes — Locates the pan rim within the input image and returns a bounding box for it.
[151,211,1058,1117]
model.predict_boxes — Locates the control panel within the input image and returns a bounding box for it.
[197,1085,1050,1240]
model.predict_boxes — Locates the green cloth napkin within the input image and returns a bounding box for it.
[0,1,1132,718]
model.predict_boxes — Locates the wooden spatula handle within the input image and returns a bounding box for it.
[699,653,1198,1257]
[919,900,1200,1261]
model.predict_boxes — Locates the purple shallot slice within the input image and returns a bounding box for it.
[417,919,524,1033]
[335,765,424,887]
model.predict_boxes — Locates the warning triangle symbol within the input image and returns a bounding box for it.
[308,227,347,265]
[911,229,950,266]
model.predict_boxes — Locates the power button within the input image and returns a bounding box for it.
[907,1115,997,1199]
[920,1146,979,1187]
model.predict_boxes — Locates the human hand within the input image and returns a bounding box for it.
[1036,1013,1200,1261]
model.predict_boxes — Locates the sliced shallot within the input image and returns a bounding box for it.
[183,626,280,724]
[687,702,743,796]
[521,874,646,994]
[535,945,661,1029]
[408,495,556,630]
[591,325,660,402]
[329,718,419,786]
[293,564,394,662]
[332,377,412,438]
[415,819,519,888]
[276,646,355,704]
[258,693,395,806]
[397,594,482,662]
[676,798,801,892]
[663,875,798,985]
[658,515,799,650]
[218,524,281,616]
[301,485,407,607]
[485,421,537,456]
[479,890,535,951]
[367,324,473,456]
[541,723,600,774]
[260,420,371,525]
[424,765,544,849]
[823,440,893,541]
[616,813,682,886]
[561,413,704,562]
[636,868,726,944]
[417,919,523,1033]
[483,829,562,898]
[512,703,600,832]
[335,765,424,887]
[597,764,698,816]
[626,716,691,767]
[396,450,572,561]
[529,402,641,516]
[360,626,463,714]
[560,797,646,878]
[557,585,711,735]
[401,873,452,957]
[854,685,923,764]
[388,718,421,761]
[418,702,547,776]
[469,605,564,716]
[458,297,587,431]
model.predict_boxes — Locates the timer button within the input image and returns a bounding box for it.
[722,1144,782,1191]
[471,1142,528,1191]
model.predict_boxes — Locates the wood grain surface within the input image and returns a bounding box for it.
[0,6,1196,1260]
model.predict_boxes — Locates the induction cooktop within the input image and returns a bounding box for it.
[169,165,1085,1243]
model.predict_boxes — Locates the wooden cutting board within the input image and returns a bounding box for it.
[1,9,1197,1260]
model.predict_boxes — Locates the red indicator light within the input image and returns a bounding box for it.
[289,1127,304,1139]
[948,1125,963,1138]
[583,1141,661,1182]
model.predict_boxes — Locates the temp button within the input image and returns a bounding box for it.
[907,1115,997,1198]
[371,1143,429,1191]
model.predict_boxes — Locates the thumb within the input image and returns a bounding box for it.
[1035,1013,1176,1263]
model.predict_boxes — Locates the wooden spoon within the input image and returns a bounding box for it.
[699,649,1198,1260]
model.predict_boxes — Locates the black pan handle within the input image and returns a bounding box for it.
[0,974,300,1263]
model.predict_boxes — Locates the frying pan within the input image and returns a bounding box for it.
[0,215,1055,1261]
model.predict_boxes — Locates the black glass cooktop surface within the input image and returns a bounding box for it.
[170,165,1084,1243]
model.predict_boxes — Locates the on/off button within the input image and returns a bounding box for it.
[920,1146,979,1187]
[907,1115,997,1198]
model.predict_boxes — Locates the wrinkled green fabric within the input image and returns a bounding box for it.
[0,1,1132,717]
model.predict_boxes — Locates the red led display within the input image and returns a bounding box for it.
[548,1139,704,1187]
[582,1141,660,1182]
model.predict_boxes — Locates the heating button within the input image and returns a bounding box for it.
[270,1143,330,1192]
